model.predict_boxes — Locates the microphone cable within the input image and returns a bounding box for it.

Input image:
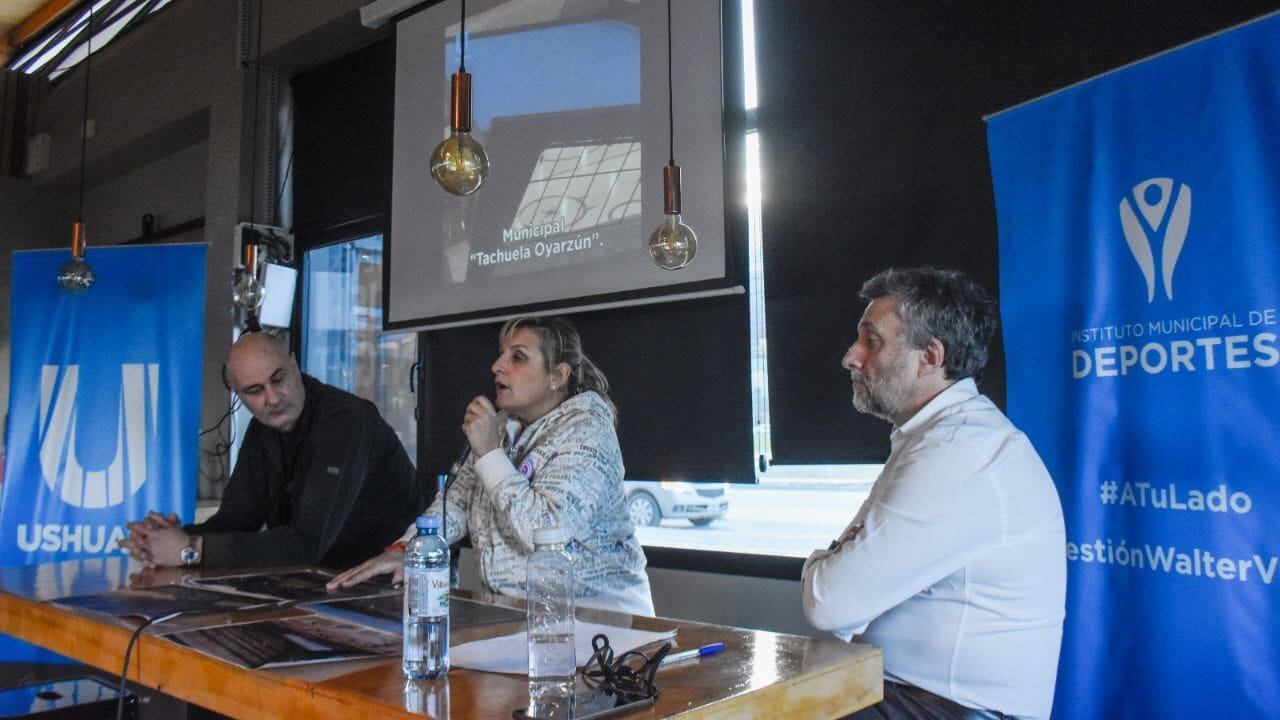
[441,445,470,563]
[117,610,184,720]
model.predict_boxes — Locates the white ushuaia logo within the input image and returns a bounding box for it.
[39,364,158,508]
[1119,178,1192,303]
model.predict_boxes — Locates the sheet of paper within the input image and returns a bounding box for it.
[304,594,525,635]
[451,620,676,675]
[164,614,401,669]
[188,569,394,603]
[52,584,275,621]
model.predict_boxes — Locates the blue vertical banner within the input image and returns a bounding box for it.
[988,13,1280,720]
[1,244,205,656]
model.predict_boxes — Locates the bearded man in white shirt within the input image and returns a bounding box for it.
[803,267,1066,720]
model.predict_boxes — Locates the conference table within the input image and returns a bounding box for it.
[0,558,883,719]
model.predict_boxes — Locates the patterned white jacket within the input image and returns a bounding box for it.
[423,390,654,615]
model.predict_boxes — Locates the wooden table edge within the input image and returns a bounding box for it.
[664,644,883,719]
[2,587,884,720]
[0,591,423,719]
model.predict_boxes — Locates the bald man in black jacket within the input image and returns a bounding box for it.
[120,333,420,569]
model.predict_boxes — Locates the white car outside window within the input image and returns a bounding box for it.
[624,481,730,527]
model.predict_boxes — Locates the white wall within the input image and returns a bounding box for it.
[649,567,813,636]
[457,548,816,637]
[82,140,208,244]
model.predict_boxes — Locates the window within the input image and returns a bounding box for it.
[626,0,878,559]
[7,0,176,80]
[301,234,417,460]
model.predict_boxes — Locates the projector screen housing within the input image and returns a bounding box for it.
[387,0,735,331]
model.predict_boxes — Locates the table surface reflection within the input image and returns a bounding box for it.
[0,558,882,719]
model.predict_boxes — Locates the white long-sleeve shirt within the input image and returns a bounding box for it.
[802,379,1066,719]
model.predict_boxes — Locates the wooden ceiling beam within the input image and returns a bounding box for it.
[2,0,83,66]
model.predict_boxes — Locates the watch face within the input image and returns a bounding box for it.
[181,546,200,565]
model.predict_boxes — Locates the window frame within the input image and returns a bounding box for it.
[625,0,884,578]
[6,0,176,81]
[293,214,426,471]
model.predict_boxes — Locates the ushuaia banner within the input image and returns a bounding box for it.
[987,12,1280,719]
[1,243,205,659]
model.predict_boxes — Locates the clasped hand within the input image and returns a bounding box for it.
[117,511,189,567]
[462,396,502,456]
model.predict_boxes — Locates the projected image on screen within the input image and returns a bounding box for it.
[514,143,643,239]
[390,0,726,329]
[470,141,643,280]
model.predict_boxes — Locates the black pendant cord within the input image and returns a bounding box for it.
[459,0,467,72]
[247,0,265,230]
[666,0,674,166]
[76,4,93,226]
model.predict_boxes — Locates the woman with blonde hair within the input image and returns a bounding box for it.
[330,315,653,615]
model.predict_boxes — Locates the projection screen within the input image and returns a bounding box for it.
[387,0,731,330]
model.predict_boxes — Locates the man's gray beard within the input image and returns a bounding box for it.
[851,384,890,421]
[850,355,914,423]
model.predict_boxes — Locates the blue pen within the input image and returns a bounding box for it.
[660,642,726,666]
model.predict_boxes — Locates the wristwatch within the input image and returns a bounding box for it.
[180,536,202,566]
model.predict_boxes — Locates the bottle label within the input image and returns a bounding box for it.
[412,567,450,618]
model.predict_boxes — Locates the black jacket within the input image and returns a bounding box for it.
[188,375,420,569]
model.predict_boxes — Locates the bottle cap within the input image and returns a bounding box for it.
[416,514,441,530]
[532,526,568,545]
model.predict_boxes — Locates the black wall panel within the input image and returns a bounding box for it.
[292,38,395,236]
[756,0,1280,464]
[292,2,1280,476]
[419,297,755,483]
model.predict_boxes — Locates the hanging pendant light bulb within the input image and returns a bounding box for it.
[649,164,697,270]
[232,242,266,314]
[58,5,96,292]
[648,0,696,270]
[57,222,95,292]
[431,0,489,196]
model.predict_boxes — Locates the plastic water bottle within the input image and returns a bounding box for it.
[404,678,450,716]
[404,514,450,679]
[527,526,576,700]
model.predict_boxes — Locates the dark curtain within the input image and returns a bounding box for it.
[288,1,1279,476]
[418,297,755,483]
[291,38,394,237]
[755,0,1280,463]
